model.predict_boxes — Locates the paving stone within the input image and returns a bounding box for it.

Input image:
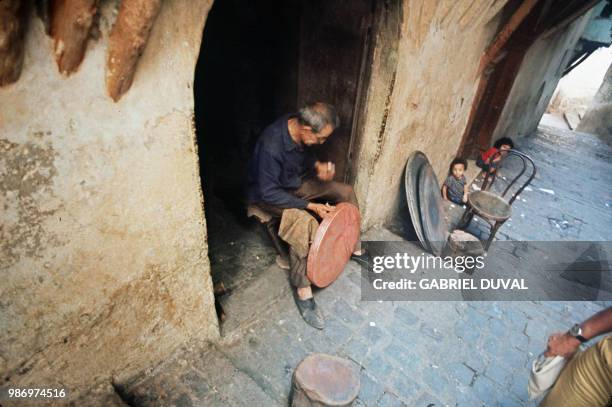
[387,374,420,404]
[383,340,424,374]
[463,306,490,327]
[498,347,530,372]
[413,392,446,407]
[340,337,371,366]
[332,298,366,326]
[488,318,510,337]
[302,332,339,357]
[360,323,386,346]
[422,367,451,395]
[358,370,385,407]
[509,373,530,402]
[363,352,396,382]
[393,307,419,326]
[323,317,354,346]
[454,320,481,343]
[471,375,502,405]
[497,396,525,407]
[446,362,475,386]
[419,323,444,342]
[483,335,506,358]
[484,363,513,387]
[387,318,419,340]
[525,319,554,340]
[455,384,485,407]
[378,391,407,407]
[461,347,488,374]
[503,307,528,329]
[508,331,529,351]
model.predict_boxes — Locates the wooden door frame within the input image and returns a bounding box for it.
[457,0,599,158]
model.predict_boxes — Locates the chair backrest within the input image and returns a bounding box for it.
[481,149,536,205]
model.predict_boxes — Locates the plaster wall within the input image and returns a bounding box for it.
[578,61,612,141]
[354,0,509,229]
[0,0,217,399]
[492,12,592,142]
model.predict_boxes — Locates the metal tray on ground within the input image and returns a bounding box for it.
[307,203,361,288]
[404,151,431,252]
[418,163,449,256]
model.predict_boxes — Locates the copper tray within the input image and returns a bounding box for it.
[307,203,360,287]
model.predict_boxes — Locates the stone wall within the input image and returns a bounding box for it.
[0,0,217,400]
[577,62,612,142]
[354,0,509,229]
[492,12,592,141]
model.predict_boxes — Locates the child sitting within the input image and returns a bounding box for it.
[477,137,514,173]
[442,158,468,205]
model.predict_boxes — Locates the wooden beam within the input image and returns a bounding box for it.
[50,0,98,75]
[477,0,540,75]
[106,0,162,102]
[0,0,29,86]
[539,0,599,38]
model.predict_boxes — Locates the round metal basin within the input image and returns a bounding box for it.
[307,203,360,288]
[418,163,449,256]
[404,151,430,251]
[468,191,512,221]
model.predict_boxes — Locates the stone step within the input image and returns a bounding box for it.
[114,343,279,406]
[218,263,291,338]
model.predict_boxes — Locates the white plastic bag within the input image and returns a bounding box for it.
[528,353,566,399]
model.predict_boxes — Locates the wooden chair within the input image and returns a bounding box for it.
[459,149,536,251]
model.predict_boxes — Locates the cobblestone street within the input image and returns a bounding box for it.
[120,125,612,406]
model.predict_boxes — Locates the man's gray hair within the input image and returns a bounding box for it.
[297,102,340,133]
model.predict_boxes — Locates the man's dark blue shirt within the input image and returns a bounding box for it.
[246,114,316,209]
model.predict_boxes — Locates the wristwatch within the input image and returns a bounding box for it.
[569,323,588,343]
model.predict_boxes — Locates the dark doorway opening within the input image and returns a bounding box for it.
[193,0,373,301]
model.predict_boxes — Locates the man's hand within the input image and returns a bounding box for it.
[315,161,335,182]
[307,202,336,219]
[545,332,581,358]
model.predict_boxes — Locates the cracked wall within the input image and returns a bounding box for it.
[0,0,217,400]
[354,0,510,229]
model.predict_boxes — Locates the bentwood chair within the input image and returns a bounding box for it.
[458,149,536,251]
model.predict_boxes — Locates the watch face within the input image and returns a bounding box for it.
[570,324,581,336]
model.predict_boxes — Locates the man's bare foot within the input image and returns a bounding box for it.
[353,249,363,256]
[297,285,313,300]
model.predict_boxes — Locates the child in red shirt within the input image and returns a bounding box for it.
[477,137,514,173]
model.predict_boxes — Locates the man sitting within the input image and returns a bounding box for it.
[246,102,364,329]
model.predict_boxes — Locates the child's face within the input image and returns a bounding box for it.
[452,163,465,179]
[500,144,512,154]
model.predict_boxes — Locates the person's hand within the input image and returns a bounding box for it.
[307,202,336,219]
[544,332,581,358]
[315,161,335,182]
[462,193,468,203]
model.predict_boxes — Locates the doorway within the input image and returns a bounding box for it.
[193,0,373,299]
